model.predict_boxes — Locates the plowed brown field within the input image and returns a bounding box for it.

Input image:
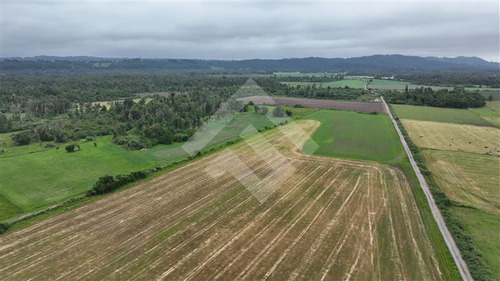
[0,120,444,281]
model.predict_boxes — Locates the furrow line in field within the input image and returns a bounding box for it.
[97,155,294,280]
[210,166,348,281]
[183,164,338,281]
[259,168,354,281]
[0,151,239,254]
[153,165,325,281]
[28,153,284,281]
[309,175,364,281]
[0,149,232,243]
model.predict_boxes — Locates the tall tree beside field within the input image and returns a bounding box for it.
[261,106,268,115]
[273,106,285,117]
[0,113,12,133]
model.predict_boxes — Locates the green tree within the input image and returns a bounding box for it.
[272,106,285,117]
[12,131,31,145]
[261,106,268,115]
[0,113,12,133]
[123,99,135,109]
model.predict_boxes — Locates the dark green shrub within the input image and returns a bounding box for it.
[0,222,10,234]
[12,131,32,145]
[65,144,76,152]
[92,175,117,194]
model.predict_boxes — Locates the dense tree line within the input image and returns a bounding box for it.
[382,87,485,108]
[0,75,254,112]
[394,71,500,88]
[275,84,369,100]
[274,74,344,82]
[10,90,237,149]
[0,74,364,123]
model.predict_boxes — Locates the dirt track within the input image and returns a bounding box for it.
[0,120,443,280]
[238,96,386,113]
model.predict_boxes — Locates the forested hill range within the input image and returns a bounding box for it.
[2,54,499,74]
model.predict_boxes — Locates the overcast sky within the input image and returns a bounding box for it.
[2,0,499,61]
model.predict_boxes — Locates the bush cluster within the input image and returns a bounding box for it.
[89,171,147,195]
[0,222,10,234]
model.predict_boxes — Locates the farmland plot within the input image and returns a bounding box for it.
[393,104,491,126]
[0,120,445,280]
[422,150,500,214]
[401,120,500,156]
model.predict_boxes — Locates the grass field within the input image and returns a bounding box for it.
[281,105,319,117]
[401,120,500,156]
[0,120,451,280]
[453,206,500,281]
[478,90,500,101]
[281,79,368,89]
[0,137,162,219]
[422,150,499,214]
[472,101,500,127]
[368,80,450,91]
[399,114,500,280]
[392,104,492,126]
[471,102,500,117]
[273,72,336,77]
[302,110,403,162]
[320,79,368,88]
[370,79,409,86]
[0,112,288,221]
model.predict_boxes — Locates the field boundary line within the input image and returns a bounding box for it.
[381,96,473,281]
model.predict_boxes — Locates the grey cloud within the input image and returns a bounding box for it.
[2,1,499,61]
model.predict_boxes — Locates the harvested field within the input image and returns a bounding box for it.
[401,120,500,156]
[393,104,491,126]
[0,120,445,280]
[422,150,500,279]
[422,150,500,214]
[238,96,386,113]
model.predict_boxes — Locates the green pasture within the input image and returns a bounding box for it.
[281,79,368,89]
[302,110,403,162]
[273,72,337,77]
[0,111,287,221]
[453,206,500,281]
[320,79,368,89]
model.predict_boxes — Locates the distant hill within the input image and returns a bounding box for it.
[426,56,499,68]
[1,54,498,73]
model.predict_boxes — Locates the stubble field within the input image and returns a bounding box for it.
[0,120,446,280]
[399,105,500,280]
[421,150,500,214]
[401,120,500,156]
